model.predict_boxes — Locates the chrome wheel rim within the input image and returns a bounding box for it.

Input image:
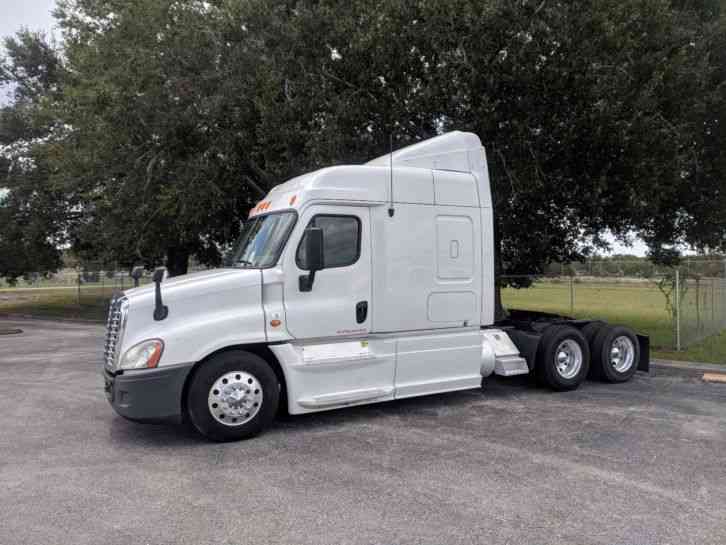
[554,339,583,379]
[208,371,263,426]
[610,336,635,373]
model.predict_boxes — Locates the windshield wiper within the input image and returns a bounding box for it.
[236,259,254,268]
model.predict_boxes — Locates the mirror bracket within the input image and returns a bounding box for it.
[299,272,316,292]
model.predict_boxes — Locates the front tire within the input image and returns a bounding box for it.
[536,325,590,391]
[186,350,279,441]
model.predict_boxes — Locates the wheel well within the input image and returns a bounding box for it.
[180,343,289,418]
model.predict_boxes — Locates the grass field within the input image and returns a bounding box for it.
[1,280,724,364]
[503,280,726,364]
[502,282,673,346]
[0,287,112,322]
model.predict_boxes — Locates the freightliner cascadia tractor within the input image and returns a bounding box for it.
[102,131,648,441]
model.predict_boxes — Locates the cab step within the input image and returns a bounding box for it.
[494,355,529,377]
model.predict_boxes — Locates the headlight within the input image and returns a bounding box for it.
[119,339,164,370]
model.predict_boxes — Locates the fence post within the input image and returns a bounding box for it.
[695,277,701,333]
[569,273,574,316]
[77,271,82,307]
[675,268,681,352]
[712,275,717,328]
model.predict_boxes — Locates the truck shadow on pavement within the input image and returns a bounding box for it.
[107,376,561,446]
[107,388,494,446]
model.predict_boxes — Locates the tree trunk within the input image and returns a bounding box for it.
[489,144,508,322]
[165,246,190,277]
[493,209,508,322]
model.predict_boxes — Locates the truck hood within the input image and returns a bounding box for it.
[124,268,258,303]
[119,268,267,367]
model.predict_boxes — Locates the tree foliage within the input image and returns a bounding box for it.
[1,0,724,282]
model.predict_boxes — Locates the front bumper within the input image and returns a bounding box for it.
[103,363,195,422]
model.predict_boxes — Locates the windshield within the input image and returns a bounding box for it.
[232,211,297,268]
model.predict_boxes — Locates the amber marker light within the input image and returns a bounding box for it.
[270,319,281,327]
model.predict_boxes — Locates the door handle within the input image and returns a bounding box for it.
[356,301,368,324]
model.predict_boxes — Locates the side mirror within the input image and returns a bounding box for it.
[152,267,168,321]
[299,227,324,292]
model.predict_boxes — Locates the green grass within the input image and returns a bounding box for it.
[502,282,672,345]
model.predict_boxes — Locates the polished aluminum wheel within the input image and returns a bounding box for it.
[554,339,583,379]
[610,336,635,373]
[208,371,263,426]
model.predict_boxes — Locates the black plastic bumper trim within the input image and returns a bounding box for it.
[103,362,195,422]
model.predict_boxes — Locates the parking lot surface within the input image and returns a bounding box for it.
[1,318,725,545]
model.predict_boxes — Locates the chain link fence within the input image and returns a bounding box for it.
[677,273,726,350]
[1,269,148,301]
[0,266,204,321]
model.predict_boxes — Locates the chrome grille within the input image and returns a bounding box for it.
[104,295,127,370]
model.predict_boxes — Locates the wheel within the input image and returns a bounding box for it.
[591,325,640,383]
[536,325,590,391]
[186,350,279,441]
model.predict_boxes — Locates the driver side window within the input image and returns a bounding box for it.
[296,214,361,270]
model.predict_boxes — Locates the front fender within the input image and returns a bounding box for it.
[164,296,268,365]
[120,269,267,367]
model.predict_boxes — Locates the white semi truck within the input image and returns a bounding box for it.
[102,131,649,441]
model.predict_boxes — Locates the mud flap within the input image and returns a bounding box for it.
[505,329,541,371]
[637,334,650,373]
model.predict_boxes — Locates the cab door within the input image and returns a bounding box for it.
[283,205,371,339]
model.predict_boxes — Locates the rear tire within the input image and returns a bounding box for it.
[591,325,640,383]
[186,350,279,441]
[536,325,590,391]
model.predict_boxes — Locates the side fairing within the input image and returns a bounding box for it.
[120,269,266,367]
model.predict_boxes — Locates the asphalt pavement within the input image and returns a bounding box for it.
[1,318,725,545]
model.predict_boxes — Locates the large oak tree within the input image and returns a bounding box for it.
[0,30,66,283]
[2,0,725,289]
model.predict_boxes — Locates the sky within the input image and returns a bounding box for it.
[606,233,648,257]
[0,0,57,39]
[0,0,58,105]
[0,0,651,256]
